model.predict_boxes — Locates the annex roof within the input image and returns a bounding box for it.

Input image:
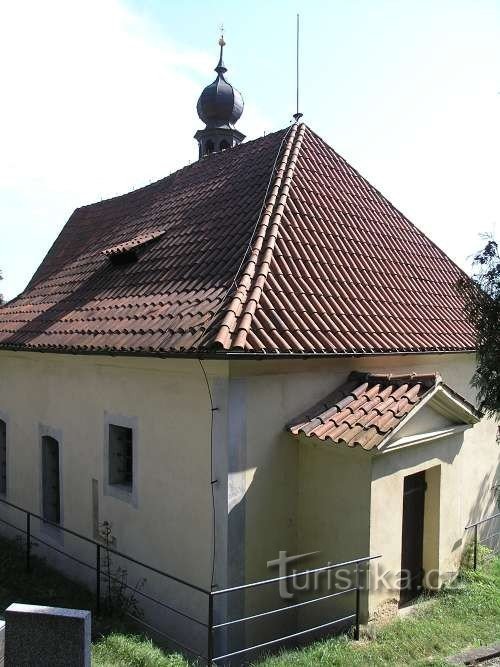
[287,371,481,451]
[0,123,475,356]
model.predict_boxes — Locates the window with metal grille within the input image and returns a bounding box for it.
[108,424,133,490]
[42,435,61,523]
[0,420,6,495]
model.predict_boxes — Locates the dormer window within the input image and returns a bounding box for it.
[102,230,165,265]
[109,249,138,266]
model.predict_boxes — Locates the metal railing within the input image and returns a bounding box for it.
[465,512,500,570]
[0,497,380,663]
[0,497,211,661]
[207,554,381,664]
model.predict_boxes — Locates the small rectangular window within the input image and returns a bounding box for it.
[108,425,133,490]
[42,435,61,523]
[0,420,6,495]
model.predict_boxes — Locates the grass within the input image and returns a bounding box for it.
[92,635,188,667]
[0,535,96,619]
[1,534,499,666]
[0,535,138,639]
[0,535,186,664]
[256,559,500,666]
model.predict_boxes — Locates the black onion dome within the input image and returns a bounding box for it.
[197,38,244,128]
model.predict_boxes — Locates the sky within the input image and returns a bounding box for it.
[0,0,499,301]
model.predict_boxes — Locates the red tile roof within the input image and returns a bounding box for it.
[288,371,438,450]
[0,123,475,356]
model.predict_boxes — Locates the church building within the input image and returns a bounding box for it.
[0,37,498,659]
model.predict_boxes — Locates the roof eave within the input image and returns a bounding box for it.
[0,345,476,360]
[287,373,481,455]
[376,423,473,454]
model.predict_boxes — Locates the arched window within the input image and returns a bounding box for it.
[42,435,61,523]
[0,420,6,495]
[219,140,230,151]
[205,140,215,155]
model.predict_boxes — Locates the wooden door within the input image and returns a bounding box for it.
[400,471,426,605]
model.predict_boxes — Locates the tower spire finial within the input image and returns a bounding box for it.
[215,26,227,74]
[195,29,245,158]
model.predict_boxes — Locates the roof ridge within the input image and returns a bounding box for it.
[76,127,289,212]
[213,123,306,350]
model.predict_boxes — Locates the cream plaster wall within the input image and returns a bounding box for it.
[370,411,498,610]
[422,465,441,589]
[231,352,499,629]
[0,351,229,654]
[0,348,497,652]
[394,404,454,440]
[297,442,371,564]
[296,441,372,627]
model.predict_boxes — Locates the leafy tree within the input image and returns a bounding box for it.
[458,236,500,417]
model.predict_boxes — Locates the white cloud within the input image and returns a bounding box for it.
[0,0,269,299]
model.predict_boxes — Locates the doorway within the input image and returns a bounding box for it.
[400,470,426,605]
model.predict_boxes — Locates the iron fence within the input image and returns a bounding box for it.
[208,554,381,663]
[0,497,211,661]
[465,512,500,570]
[0,497,380,663]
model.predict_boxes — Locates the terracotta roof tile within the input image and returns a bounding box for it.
[0,128,290,353]
[287,371,438,450]
[0,124,475,356]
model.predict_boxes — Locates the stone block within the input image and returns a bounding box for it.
[4,603,90,667]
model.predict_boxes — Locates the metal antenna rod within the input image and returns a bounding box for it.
[293,14,303,122]
[297,13,299,115]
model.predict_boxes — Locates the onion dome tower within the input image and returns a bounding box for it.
[194,35,245,158]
